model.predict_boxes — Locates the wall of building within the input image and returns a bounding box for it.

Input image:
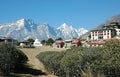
[116,29,120,35]
[91,31,99,40]
[103,30,112,39]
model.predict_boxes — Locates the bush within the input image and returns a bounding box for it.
[0,43,28,75]
[99,39,120,77]
[37,47,103,77]
[60,47,103,77]
[37,39,120,77]
[36,51,65,75]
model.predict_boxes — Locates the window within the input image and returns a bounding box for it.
[95,33,97,36]
[104,32,106,35]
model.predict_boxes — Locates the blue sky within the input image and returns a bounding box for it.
[0,0,120,30]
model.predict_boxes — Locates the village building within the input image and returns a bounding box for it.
[55,40,64,48]
[19,41,35,48]
[87,41,105,47]
[90,22,120,41]
[88,22,120,47]
[0,37,17,46]
[71,38,81,47]
[91,29,116,40]
[64,39,72,48]
[54,38,82,48]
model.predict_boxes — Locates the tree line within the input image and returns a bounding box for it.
[24,37,63,46]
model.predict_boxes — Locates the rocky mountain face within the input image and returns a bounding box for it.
[0,19,88,41]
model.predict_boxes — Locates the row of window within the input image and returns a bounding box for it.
[91,35,110,40]
[91,31,111,36]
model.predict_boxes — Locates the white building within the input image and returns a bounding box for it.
[90,22,120,40]
[116,28,120,36]
[91,30,99,40]
[33,38,42,46]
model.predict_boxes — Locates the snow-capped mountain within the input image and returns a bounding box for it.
[57,23,79,39]
[37,23,57,40]
[0,19,88,41]
[0,19,37,41]
[77,28,88,36]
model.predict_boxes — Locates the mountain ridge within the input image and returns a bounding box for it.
[94,14,120,30]
[0,19,88,41]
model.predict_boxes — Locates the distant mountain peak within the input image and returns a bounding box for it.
[0,19,88,41]
[15,19,26,27]
[61,23,68,27]
[62,23,68,26]
[15,18,36,28]
[16,18,34,24]
[57,23,70,29]
[16,18,26,23]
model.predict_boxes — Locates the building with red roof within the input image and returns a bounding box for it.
[71,38,81,47]
[55,40,65,48]
[87,41,105,47]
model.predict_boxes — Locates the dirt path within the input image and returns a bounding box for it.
[19,46,66,77]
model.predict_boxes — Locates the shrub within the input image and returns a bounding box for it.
[60,47,103,77]
[37,47,103,77]
[99,39,120,76]
[36,51,65,75]
[0,43,28,75]
[37,40,120,77]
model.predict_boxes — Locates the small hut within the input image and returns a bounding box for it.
[71,38,81,47]
[0,37,17,46]
[55,40,64,48]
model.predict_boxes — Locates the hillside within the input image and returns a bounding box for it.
[82,14,120,38]
[95,14,120,30]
